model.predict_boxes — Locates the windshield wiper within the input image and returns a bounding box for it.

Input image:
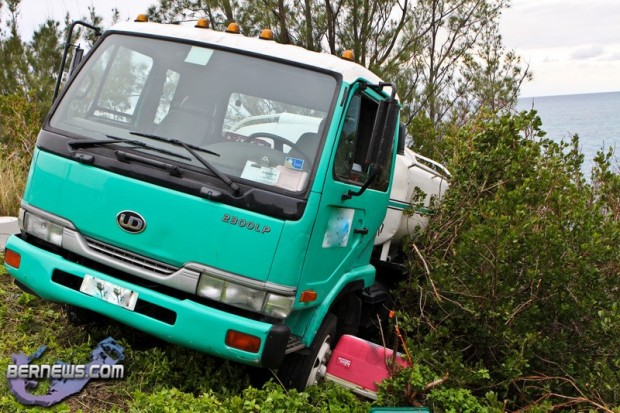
[68,136,191,161]
[130,132,240,196]
[129,132,220,157]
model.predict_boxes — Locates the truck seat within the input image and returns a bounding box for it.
[289,119,325,169]
[156,96,210,145]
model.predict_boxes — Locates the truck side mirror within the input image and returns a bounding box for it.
[69,46,84,76]
[365,97,399,167]
[397,122,406,155]
[342,94,399,201]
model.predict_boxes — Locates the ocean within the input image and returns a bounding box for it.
[516,91,620,177]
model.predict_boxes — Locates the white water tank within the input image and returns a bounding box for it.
[374,148,450,261]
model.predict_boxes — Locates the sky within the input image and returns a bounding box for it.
[11,0,620,98]
[500,0,620,97]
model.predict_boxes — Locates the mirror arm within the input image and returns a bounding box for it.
[367,82,398,99]
[53,20,102,102]
[341,165,383,201]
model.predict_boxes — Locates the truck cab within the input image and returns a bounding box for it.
[3,19,446,390]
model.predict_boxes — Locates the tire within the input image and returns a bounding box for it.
[277,313,337,391]
[358,281,394,343]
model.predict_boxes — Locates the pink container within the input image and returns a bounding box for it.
[325,334,410,399]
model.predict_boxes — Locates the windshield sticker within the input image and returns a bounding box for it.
[241,161,281,186]
[275,166,308,191]
[185,47,213,66]
[285,157,304,171]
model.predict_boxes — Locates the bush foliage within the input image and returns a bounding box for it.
[0,264,372,412]
[397,110,620,411]
[0,94,41,216]
[1,0,617,409]
[1,96,620,411]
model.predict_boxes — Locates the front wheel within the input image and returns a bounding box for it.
[277,313,337,391]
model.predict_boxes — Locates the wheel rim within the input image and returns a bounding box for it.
[305,335,331,388]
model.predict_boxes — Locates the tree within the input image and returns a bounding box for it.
[0,0,108,116]
[146,0,527,132]
[440,12,531,125]
[24,19,62,105]
[0,0,28,96]
[398,111,620,410]
[402,0,524,125]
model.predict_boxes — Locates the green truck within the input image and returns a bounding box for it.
[3,18,449,391]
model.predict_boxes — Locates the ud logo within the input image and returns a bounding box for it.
[116,211,146,234]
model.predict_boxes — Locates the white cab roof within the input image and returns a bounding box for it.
[109,22,385,85]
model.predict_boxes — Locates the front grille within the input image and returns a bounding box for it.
[84,237,179,275]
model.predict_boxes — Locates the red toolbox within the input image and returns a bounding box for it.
[325,334,410,399]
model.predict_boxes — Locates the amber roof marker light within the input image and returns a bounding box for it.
[226,22,241,34]
[259,28,274,40]
[195,18,209,29]
[341,50,355,61]
[134,14,149,22]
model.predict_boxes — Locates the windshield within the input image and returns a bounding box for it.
[50,34,338,194]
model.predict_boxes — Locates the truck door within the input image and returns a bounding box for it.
[301,85,395,302]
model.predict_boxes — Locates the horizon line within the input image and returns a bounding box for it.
[519,90,620,100]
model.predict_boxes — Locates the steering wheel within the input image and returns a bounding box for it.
[243,132,312,168]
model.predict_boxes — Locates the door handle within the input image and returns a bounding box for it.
[354,227,369,235]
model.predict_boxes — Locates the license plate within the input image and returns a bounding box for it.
[80,274,138,311]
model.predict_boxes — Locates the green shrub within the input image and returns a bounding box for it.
[0,94,41,216]
[2,101,618,411]
[124,381,370,413]
[126,388,224,412]
[397,110,620,411]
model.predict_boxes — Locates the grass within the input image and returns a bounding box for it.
[0,96,371,411]
[0,150,30,217]
[0,94,40,217]
[0,258,128,412]
[0,256,370,412]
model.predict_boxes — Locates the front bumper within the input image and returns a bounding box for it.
[3,235,289,368]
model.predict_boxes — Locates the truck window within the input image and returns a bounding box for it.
[224,93,325,157]
[154,70,181,124]
[63,47,113,120]
[50,34,338,195]
[334,93,392,192]
[94,47,153,123]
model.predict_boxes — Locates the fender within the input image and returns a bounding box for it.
[301,264,375,346]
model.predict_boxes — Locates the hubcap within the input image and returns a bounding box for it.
[306,336,332,387]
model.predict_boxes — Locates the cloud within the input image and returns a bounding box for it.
[606,51,620,61]
[518,56,620,97]
[570,45,605,60]
[501,1,620,50]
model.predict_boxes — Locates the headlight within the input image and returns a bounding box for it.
[197,276,225,300]
[197,273,295,319]
[23,211,65,247]
[264,293,295,319]
[223,283,266,312]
